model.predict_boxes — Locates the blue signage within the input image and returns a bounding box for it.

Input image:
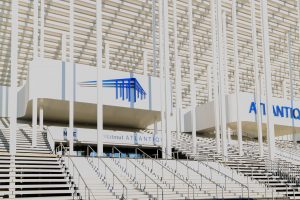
[79,78,146,102]
[249,102,300,120]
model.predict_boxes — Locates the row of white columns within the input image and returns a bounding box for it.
[10,0,278,160]
[209,0,275,160]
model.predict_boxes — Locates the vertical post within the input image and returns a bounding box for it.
[222,15,228,96]
[218,7,228,158]
[210,0,220,153]
[261,0,275,160]
[298,0,300,41]
[96,0,103,156]
[10,0,18,197]
[10,0,18,156]
[163,0,172,158]
[159,0,166,158]
[232,0,242,155]
[282,80,287,98]
[251,0,263,156]
[39,104,44,131]
[105,43,109,69]
[69,0,74,155]
[207,65,212,102]
[143,49,148,75]
[40,0,45,58]
[176,58,182,137]
[62,33,66,61]
[152,0,157,74]
[287,33,296,144]
[173,0,182,137]
[32,0,39,147]
[222,11,231,145]
[188,0,197,155]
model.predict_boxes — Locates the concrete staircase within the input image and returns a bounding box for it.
[0,122,74,199]
[172,132,287,199]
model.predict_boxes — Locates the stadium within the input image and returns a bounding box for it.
[1,0,300,199]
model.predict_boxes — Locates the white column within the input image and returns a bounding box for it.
[10,0,19,156]
[261,0,275,160]
[287,33,296,144]
[207,65,212,102]
[96,0,103,156]
[159,0,166,158]
[298,0,300,41]
[218,8,228,159]
[32,0,39,147]
[143,49,148,75]
[173,0,182,137]
[68,0,74,155]
[210,0,220,153]
[39,105,44,131]
[152,0,157,74]
[282,80,287,98]
[251,0,263,157]
[232,0,243,155]
[188,0,197,155]
[40,0,45,58]
[222,14,228,95]
[62,33,66,61]
[163,0,172,158]
[10,1,18,197]
[105,43,110,69]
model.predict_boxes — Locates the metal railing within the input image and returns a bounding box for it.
[45,127,55,153]
[56,144,96,200]
[134,147,197,199]
[111,146,164,200]
[87,146,128,200]
[157,149,246,199]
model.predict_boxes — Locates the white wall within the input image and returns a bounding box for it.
[47,126,162,147]
[184,92,300,133]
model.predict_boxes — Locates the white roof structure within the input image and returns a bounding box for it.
[1,0,300,108]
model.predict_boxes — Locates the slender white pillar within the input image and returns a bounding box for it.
[218,8,228,159]
[10,0,19,156]
[10,1,18,197]
[207,65,212,102]
[62,33,66,61]
[40,0,45,58]
[222,15,228,95]
[163,0,172,158]
[210,0,220,153]
[39,105,44,131]
[232,0,242,155]
[105,43,110,69]
[188,0,197,155]
[222,11,231,145]
[176,58,182,136]
[143,49,148,75]
[173,0,182,137]
[33,0,39,58]
[287,33,296,144]
[159,0,166,158]
[152,0,157,74]
[96,0,103,156]
[261,0,275,160]
[298,0,300,41]
[251,0,263,157]
[32,0,39,147]
[69,0,74,155]
[282,80,287,98]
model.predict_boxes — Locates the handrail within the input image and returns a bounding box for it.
[45,127,56,153]
[158,148,245,198]
[87,145,128,200]
[112,146,164,200]
[57,144,97,200]
[135,147,196,199]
